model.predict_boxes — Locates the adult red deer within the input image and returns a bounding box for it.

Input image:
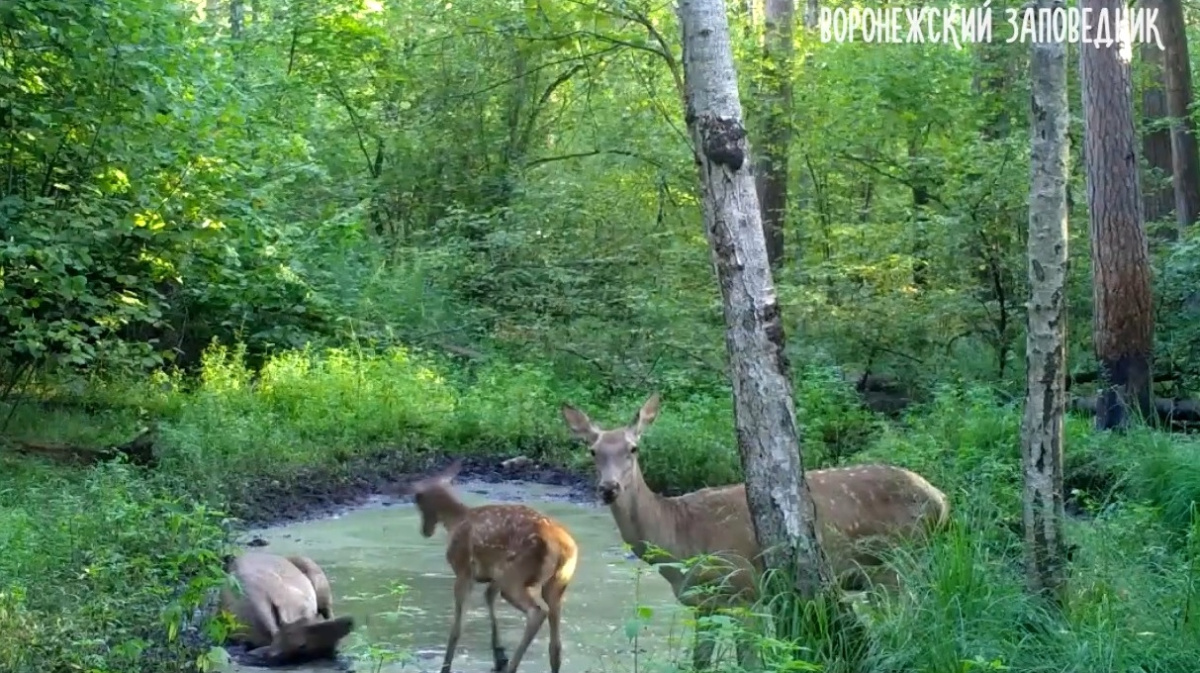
[561,393,950,670]
[400,459,579,673]
[220,552,355,664]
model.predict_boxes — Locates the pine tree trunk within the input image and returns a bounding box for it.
[675,0,832,598]
[1022,0,1070,606]
[1139,0,1176,227]
[1161,0,1200,227]
[1079,0,1155,431]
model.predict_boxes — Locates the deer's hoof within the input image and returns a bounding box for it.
[492,647,509,672]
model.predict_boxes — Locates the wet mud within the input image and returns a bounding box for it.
[229,450,596,529]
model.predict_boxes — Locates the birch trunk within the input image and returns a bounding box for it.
[1023,0,1070,606]
[675,0,833,598]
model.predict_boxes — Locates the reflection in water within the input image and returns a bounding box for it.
[220,480,695,673]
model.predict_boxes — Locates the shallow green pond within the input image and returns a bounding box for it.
[222,480,700,673]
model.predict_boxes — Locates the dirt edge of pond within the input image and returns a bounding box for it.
[227,447,598,530]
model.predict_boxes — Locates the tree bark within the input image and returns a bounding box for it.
[1161,0,1200,227]
[230,0,244,38]
[1139,1,1175,225]
[752,0,795,269]
[1022,0,1070,606]
[1079,0,1155,431]
[676,0,833,599]
[804,0,818,28]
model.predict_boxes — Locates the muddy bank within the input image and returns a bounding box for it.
[227,447,598,529]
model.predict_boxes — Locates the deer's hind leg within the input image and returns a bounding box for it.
[496,567,551,673]
[543,580,568,673]
[484,582,509,672]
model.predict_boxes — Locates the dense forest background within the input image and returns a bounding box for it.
[5,0,1200,671]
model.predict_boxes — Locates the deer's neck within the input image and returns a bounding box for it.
[610,468,685,564]
[435,493,471,532]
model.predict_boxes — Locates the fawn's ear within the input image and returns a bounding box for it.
[439,458,463,482]
[561,404,600,445]
[630,393,661,439]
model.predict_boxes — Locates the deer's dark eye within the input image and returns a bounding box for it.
[629,445,638,454]
[590,448,597,456]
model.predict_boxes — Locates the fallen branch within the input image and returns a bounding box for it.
[10,426,158,467]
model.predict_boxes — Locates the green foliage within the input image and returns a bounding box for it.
[0,460,229,673]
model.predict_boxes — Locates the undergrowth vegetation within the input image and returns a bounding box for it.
[6,344,1200,671]
[6,0,1200,671]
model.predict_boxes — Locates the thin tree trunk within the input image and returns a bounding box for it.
[752,0,795,268]
[676,0,832,598]
[1023,0,1070,606]
[1161,0,1200,227]
[231,0,244,38]
[1139,2,1175,226]
[1079,0,1155,430]
[804,0,818,28]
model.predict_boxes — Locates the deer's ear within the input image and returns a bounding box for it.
[631,393,661,438]
[561,404,600,444]
[440,458,463,482]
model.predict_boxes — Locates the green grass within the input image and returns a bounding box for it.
[3,344,1200,672]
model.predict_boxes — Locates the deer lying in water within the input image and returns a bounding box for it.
[220,551,355,665]
[561,393,950,670]
[400,459,579,673]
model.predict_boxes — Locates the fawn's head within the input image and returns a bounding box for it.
[399,459,464,537]
[561,393,660,505]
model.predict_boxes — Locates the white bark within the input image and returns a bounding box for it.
[1022,0,1070,604]
[675,0,832,597]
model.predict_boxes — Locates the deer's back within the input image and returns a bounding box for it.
[446,504,578,584]
[807,464,948,568]
[221,552,320,646]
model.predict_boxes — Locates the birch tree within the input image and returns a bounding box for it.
[674,0,832,599]
[1022,0,1070,605]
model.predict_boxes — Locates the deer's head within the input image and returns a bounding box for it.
[266,615,355,664]
[399,459,464,537]
[561,393,660,505]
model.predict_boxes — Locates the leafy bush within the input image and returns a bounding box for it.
[0,460,229,673]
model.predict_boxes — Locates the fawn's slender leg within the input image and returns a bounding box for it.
[498,582,548,673]
[545,582,567,673]
[485,582,509,672]
[440,575,474,673]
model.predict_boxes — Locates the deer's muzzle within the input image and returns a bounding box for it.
[598,481,621,504]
